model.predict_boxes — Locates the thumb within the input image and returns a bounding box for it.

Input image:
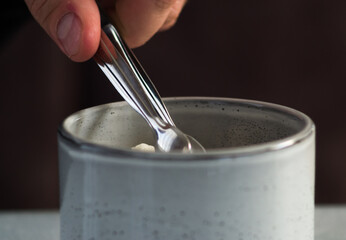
[25,0,101,62]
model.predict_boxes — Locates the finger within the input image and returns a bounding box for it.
[111,0,179,48]
[24,0,100,62]
[160,0,186,31]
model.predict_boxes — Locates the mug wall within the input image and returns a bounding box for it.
[59,98,315,240]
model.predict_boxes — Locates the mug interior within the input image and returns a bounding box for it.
[61,97,313,153]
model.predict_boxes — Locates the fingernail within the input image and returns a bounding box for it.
[57,12,81,57]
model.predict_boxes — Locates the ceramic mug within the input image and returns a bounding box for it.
[58,97,315,240]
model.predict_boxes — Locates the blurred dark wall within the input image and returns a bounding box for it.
[1,0,346,208]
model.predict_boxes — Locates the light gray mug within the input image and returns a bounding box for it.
[58,97,315,240]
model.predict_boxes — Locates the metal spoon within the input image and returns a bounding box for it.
[93,8,205,153]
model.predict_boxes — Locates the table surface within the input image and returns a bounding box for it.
[1,205,345,240]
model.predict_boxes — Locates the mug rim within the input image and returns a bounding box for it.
[58,97,315,162]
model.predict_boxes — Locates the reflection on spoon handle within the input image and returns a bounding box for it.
[116,29,175,126]
[95,6,174,127]
[94,26,167,129]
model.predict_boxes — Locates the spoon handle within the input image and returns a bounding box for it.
[94,7,174,128]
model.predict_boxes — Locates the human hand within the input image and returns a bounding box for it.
[24,0,186,62]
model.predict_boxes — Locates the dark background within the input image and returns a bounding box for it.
[1,0,346,209]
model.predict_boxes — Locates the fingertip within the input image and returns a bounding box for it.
[70,13,101,62]
[124,37,149,49]
[70,1,101,62]
[159,0,185,31]
[114,0,175,49]
[159,18,177,32]
[52,0,100,62]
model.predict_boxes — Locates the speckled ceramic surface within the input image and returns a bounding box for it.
[2,207,346,240]
[58,97,315,240]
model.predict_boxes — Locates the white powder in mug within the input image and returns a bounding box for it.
[131,143,155,152]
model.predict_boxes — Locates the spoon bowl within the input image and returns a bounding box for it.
[156,125,204,153]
